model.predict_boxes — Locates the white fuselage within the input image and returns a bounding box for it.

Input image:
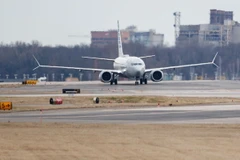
[113,55,145,78]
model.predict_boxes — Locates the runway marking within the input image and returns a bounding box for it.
[0,110,187,119]
[1,107,240,124]
[165,118,240,124]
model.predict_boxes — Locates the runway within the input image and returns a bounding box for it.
[1,105,240,124]
[1,80,240,124]
[2,80,240,97]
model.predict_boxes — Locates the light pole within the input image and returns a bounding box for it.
[52,73,55,81]
[180,73,183,80]
[61,73,64,81]
[204,73,207,80]
[32,73,37,80]
[79,73,83,81]
[190,67,195,80]
[194,73,198,80]
[215,71,218,80]
[14,74,18,79]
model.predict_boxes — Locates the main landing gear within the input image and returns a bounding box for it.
[135,78,147,85]
[140,78,147,85]
[110,74,118,85]
[110,79,118,85]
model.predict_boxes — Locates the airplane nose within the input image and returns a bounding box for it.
[136,71,141,77]
[135,67,144,77]
[129,65,145,77]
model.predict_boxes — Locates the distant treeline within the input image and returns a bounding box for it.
[0,41,240,81]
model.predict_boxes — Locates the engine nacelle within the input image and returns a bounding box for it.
[99,71,113,83]
[150,70,163,82]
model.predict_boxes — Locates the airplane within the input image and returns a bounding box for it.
[33,21,218,85]
[38,76,47,82]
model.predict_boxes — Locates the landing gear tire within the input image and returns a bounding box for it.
[144,79,147,84]
[140,79,143,85]
[114,79,118,85]
[110,79,117,85]
[135,81,139,85]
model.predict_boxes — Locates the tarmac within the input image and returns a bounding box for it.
[2,80,240,97]
[1,80,240,124]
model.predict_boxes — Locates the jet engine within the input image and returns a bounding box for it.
[99,71,113,83]
[149,70,163,82]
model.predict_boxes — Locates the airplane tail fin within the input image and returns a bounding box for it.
[117,20,124,57]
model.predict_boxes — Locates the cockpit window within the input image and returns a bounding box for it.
[131,63,142,66]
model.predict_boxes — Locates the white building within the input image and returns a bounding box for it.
[178,20,240,46]
[126,27,164,47]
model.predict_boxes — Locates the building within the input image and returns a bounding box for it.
[130,29,164,47]
[178,25,200,44]
[231,22,240,44]
[91,26,164,47]
[91,30,130,47]
[177,9,240,46]
[178,23,232,46]
[210,9,233,25]
[178,20,237,46]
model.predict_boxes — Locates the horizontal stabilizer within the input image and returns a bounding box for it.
[32,54,122,74]
[139,55,155,59]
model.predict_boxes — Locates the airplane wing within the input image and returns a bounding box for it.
[139,55,155,59]
[32,55,122,74]
[82,56,115,61]
[145,52,218,73]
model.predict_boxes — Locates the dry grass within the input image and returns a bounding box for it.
[1,85,240,160]
[0,123,240,160]
[0,84,23,89]
[1,96,240,111]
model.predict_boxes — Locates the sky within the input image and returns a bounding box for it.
[1,0,240,46]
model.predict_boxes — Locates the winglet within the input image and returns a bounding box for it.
[212,52,219,68]
[33,55,41,70]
